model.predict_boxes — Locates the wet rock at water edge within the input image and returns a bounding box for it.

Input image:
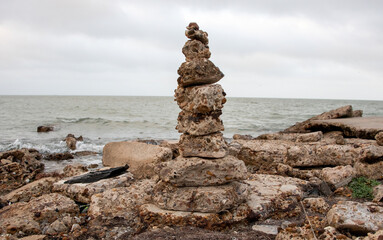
[37,126,54,132]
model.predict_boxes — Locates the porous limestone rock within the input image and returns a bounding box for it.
[0,148,44,194]
[354,161,383,180]
[157,155,247,187]
[176,110,224,135]
[53,172,133,203]
[177,59,224,87]
[321,165,355,189]
[362,230,383,240]
[318,226,350,240]
[376,132,383,146]
[285,144,359,167]
[235,140,290,171]
[252,225,279,236]
[373,185,383,202]
[283,105,354,133]
[179,132,227,158]
[302,197,330,214]
[327,201,383,233]
[138,203,250,228]
[19,235,47,240]
[153,181,248,213]
[102,141,172,179]
[245,174,309,219]
[62,163,88,177]
[88,179,155,234]
[295,131,323,142]
[174,84,226,113]
[182,40,211,60]
[185,22,209,45]
[1,177,57,204]
[0,193,78,236]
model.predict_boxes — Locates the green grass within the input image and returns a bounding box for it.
[348,177,380,200]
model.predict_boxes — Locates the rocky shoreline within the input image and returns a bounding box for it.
[1,22,383,240]
[0,104,382,240]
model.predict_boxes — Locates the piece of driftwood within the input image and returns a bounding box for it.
[64,165,129,184]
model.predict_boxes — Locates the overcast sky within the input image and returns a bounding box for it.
[0,0,382,100]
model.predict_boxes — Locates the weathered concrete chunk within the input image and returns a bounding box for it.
[153,181,248,213]
[176,110,224,135]
[182,40,211,60]
[327,201,383,233]
[157,155,247,187]
[179,132,227,158]
[0,193,78,236]
[321,165,355,189]
[53,172,133,203]
[102,141,172,179]
[285,144,359,167]
[175,84,226,113]
[177,59,224,87]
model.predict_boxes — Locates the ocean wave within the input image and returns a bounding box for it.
[0,139,103,155]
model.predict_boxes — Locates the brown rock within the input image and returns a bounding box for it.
[285,144,358,167]
[318,226,350,240]
[373,185,383,202]
[177,59,224,87]
[233,134,254,140]
[0,193,78,236]
[182,40,211,60]
[353,110,363,117]
[53,172,133,203]
[0,149,44,194]
[246,174,309,219]
[235,140,290,172]
[44,152,74,161]
[138,203,250,229]
[295,131,323,142]
[175,84,226,114]
[65,136,77,150]
[157,155,247,187]
[159,140,179,159]
[102,141,172,179]
[63,163,88,177]
[302,197,330,214]
[323,131,345,145]
[354,161,383,180]
[37,126,53,132]
[375,132,383,146]
[185,23,209,45]
[20,235,47,240]
[283,105,354,133]
[88,179,155,231]
[153,181,248,213]
[363,230,383,240]
[176,110,224,135]
[1,177,57,204]
[327,201,383,233]
[321,165,355,189]
[179,132,227,158]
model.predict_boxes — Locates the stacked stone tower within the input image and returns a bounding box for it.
[153,23,248,213]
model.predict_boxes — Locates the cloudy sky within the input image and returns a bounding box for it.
[0,0,382,100]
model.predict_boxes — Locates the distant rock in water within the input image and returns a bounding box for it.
[64,134,83,150]
[44,152,74,161]
[37,125,54,132]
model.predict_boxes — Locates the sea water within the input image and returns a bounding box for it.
[0,96,382,171]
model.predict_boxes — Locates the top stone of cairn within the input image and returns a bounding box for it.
[178,23,224,88]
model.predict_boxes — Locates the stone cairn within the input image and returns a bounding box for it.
[152,23,248,213]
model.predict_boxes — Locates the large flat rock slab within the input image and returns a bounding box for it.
[309,117,383,139]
